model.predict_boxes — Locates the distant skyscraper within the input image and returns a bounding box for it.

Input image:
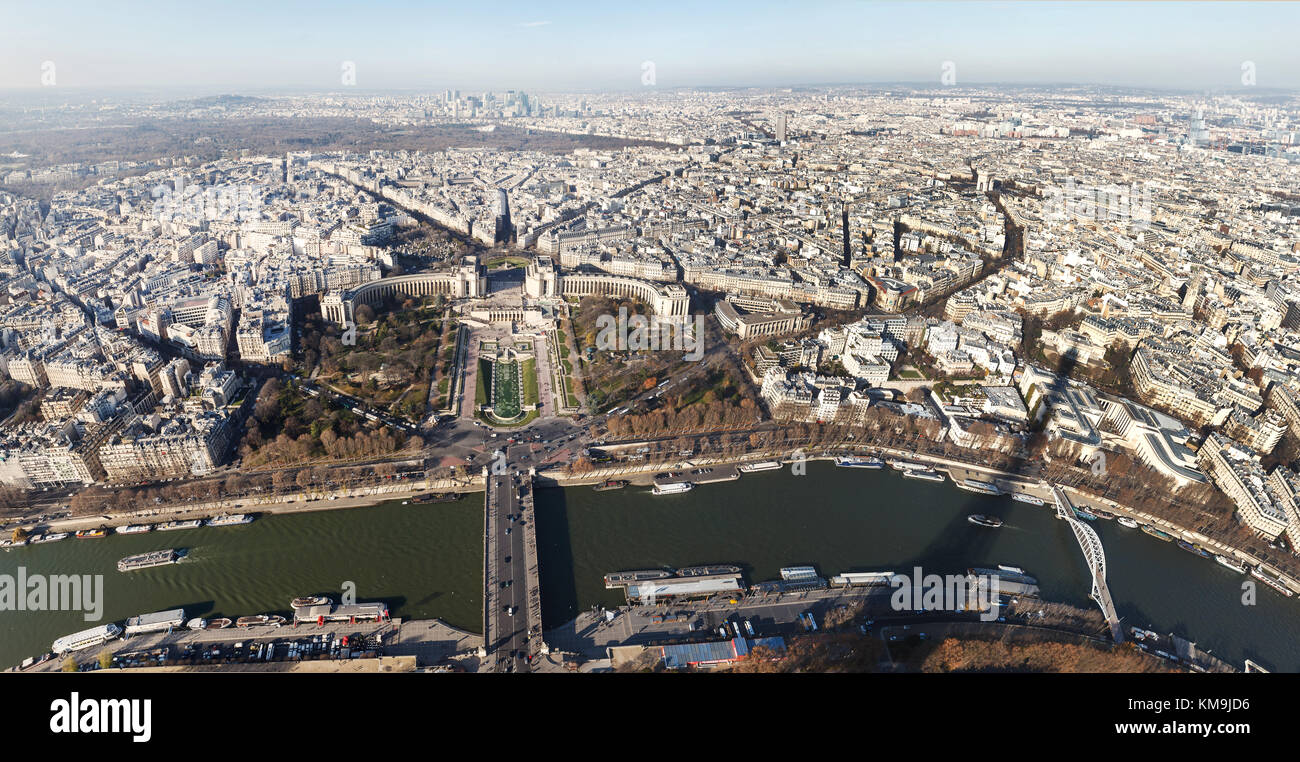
[775,112,788,142]
[494,188,512,244]
[1189,109,1210,146]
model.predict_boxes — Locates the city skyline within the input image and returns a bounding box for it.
[7,0,1300,695]
[2,1,1299,92]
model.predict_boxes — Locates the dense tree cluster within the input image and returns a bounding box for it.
[41,461,416,520]
[729,634,885,673]
[237,377,415,468]
[572,295,747,414]
[921,637,1172,673]
[0,117,670,175]
[604,395,760,439]
[0,379,38,424]
[297,294,451,421]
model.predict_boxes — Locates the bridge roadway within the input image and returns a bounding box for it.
[483,470,543,673]
[1050,484,1124,644]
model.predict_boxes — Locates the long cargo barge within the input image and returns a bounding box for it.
[604,569,673,588]
[1141,525,1174,542]
[205,514,254,527]
[675,564,742,577]
[157,519,203,531]
[834,456,884,469]
[406,493,461,505]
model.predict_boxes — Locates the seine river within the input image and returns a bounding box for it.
[533,462,1300,672]
[0,497,485,668]
[5,462,1300,671]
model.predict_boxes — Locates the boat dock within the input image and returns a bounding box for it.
[603,565,747,603]
[1129,627,1237,673]
[754,565,828,593]
[828,571,896,588]
[652,464,742,489]
[694,469,741,484]
[605,565,742,590]
[17,617,483,673]
[292,601,390,623]
[622,573,744,604]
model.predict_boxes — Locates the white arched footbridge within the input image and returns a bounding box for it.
[1050,484,1124,643]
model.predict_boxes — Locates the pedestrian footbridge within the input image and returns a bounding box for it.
[1050,484,1123,643]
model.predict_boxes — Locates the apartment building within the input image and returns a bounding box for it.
[1198,434,1292,540]
[713,295,812,340]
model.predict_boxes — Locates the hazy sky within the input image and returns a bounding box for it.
[1,0,1297,92]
